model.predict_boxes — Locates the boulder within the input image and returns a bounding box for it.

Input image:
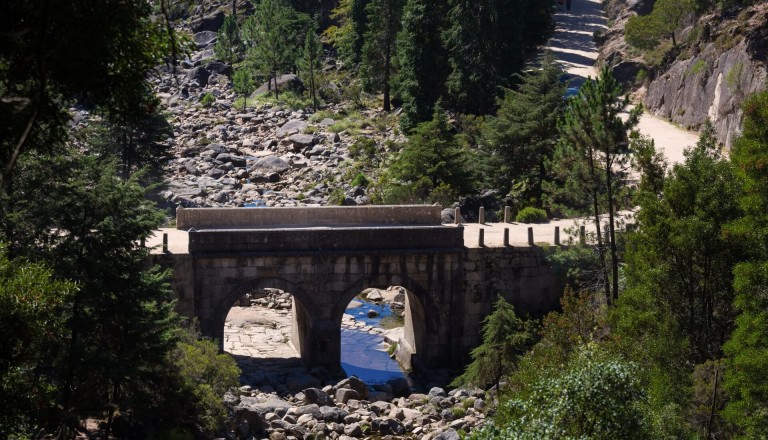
[303,388,333,407]
[277,119,309,137]
[250,156,291,174]
[186,66,210,87]
[206,60,233,76]
[335,388,358,404]
[372,417,405,435]
[387,377,411,398]
[288,134,316,148]
[366,289,383,301]
[434,428,462,440]
[251,74,305,97]
[216,153,247,167]
[337,376,370,400]
[292,404,322,419]
[319,406,348,423]
[193,31,217,48]
[428,387,447,398]
[191,10,225,33]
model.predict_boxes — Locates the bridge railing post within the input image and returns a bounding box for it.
[579,225,586,245]
[504,228,509,247]
[479,228,484,247]
[454,207,461,225]
[162,233,168,253]
[504,206,511,223]
[554,226,560,246]
[478,207,485,225]
[527,227,534,246]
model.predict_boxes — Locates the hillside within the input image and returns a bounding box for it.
[599,0,768,147]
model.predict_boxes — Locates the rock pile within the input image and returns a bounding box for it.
[228,381,487,440]
[149,32,404,210]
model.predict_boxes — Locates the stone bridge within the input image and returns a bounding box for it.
[148,206,564,374]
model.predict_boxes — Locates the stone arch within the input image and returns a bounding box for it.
[334,274,431,371]
[211,277,316,363]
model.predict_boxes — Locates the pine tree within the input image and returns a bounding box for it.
[396,0,449,131]
[329,0,370,67]
[232,67,255,110]
[299,19,322,111]
[242,0,296,99]
[483,54,566,210]
[723,90,768,438]
[552,66,641,302]
[386,102,472,203]
[0,249,74,436]
[360,0,403,111]
[450,297,534,390]
[215,14,243,64]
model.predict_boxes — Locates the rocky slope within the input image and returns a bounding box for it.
[599,1,768,148]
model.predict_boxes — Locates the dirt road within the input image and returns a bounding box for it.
[550,0,700,165]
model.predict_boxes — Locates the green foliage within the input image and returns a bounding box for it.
[349,137,379,166]
[443,0,554,115]
[350,172,370,188]
[515,207,548,224]
[242,0,297,99]
[622,122,741,362]
[723,91,768,438]
[0,0,181,190]
[473,346,651,440]
[328,188,347,205]
[328,0,370,67]
[0,249,75,437]
[384,103,473,203]
[171,333,241,432]
[625,0,694,49]
[483,54,566,209]
[450,297,535,390]
[550,66,641,301]
[232,67,256,110]
[396,0,449,131]
[360,0,403,111]
[214,14,243,63]
[630,132,667,198]
[299,20,323,111]
[200,92,216,107]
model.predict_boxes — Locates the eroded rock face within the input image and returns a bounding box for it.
[645,39,767,148]
[598,1,768,148]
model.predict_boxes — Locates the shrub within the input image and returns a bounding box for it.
[516,207,548,223]
[350,173,369,188]
[200,93,215,107]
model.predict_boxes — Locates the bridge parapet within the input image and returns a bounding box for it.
[177,205,443,230]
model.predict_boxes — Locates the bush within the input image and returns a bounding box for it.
[350,173,369,188]
[516,207,548,223]
[200,93,215,107]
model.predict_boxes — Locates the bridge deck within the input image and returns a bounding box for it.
[146,220,597,255]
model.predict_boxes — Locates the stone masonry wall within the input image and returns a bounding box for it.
[460,246,563,351]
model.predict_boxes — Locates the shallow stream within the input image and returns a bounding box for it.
[340,298,408,385]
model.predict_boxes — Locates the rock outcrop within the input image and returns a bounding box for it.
[598,1,768,148]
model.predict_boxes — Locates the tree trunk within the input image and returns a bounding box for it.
[587,147,611,301]
[383,36,391,112]
[232,0,237,17]
[310,67,317,111]
[605,152,620,301]
[273,67,279,100]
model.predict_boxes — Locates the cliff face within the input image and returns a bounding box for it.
[599,1,768,148]
[645,37,767,147]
